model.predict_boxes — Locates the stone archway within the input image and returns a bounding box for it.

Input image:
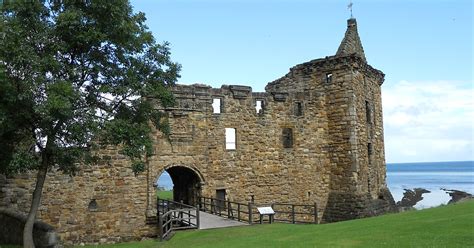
[159,165,203,206]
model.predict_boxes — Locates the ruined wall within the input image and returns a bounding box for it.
[145,80,332,217]
[0,54,392,244]
[145,54,392,223]
[0,147,154,245]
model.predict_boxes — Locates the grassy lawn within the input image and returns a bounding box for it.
[157,190,173,200]
[160,200,474,248]
[80,200,474,248]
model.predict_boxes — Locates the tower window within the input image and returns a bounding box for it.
[295,102,303,116]
[326,73,333,84]
[368,143,373,164]
[255,100,264,114]
[212,98,222,114]
[225,128,236,150]
[365,100,372,123]
[282,128,293,148]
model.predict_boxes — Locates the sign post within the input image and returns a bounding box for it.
[257,206,275,224]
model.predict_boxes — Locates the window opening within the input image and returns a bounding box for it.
[212,98,222,114]
[326,73,333,84]
[367,143,373,164]
[295,102,303,116]
[216,189,226,212]
[255,100,264,114]
[88,199,98,211]
[225,128,236,150]
[282,128,293,148]
[365,100,372,123]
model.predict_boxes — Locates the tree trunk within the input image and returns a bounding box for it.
[23,155,49,248]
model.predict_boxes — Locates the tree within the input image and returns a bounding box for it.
[0,1,179,247]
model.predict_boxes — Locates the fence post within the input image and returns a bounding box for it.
[292,204,295,224]
[314,202,318,224]
[211,198,214,214]
[158,213,163,241]
[271,203,275,224]
[237,203,241,222]
[248,202,253,225]
[196,205,200,229]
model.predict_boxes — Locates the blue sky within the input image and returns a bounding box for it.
[130,0,473,163]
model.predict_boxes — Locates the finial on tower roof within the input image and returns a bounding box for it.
[336,18,367,62]
[348,0,353,18]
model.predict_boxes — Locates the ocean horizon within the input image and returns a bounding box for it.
[387,160,473,209]
[157,160,474,208]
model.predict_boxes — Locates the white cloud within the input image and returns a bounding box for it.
[382,80,473,163]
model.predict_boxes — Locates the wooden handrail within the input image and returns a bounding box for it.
[198,196,319,224]
[157,197,200,241]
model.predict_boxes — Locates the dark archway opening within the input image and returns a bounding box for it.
[156,166,202,206]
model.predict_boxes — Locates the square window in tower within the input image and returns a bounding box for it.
[282,128,293,148]
[255,100,264,114]
[212,98,222,114]
[225,128,236,150]
[326,73,333,84]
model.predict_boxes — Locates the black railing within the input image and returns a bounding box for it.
[198,196,252,223]
[271,203,318,224]
[157,198,199,241]
[198,196,318,225]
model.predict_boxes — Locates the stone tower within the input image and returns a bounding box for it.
[0,18,395,244]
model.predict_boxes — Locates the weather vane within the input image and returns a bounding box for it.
[348,0,353,18]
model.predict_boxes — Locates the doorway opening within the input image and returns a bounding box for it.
[155,166,202,206]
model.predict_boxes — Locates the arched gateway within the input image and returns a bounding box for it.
[157,165,204,205]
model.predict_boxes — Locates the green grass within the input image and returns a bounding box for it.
[160,200,474,248]
[79,239,159,248]
[4,201,473,248]
[157,190,173,200]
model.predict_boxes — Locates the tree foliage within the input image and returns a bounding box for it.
[0,0,179,176]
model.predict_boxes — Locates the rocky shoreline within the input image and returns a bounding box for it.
[396,188,473,211]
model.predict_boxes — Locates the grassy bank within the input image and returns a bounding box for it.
[157,190,173,200]
[81,200,473,247]
[160,200,473,248]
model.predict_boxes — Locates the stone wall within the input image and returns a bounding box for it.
[0,147,155,245]
[0,18,395,244]
[0,208,58,248]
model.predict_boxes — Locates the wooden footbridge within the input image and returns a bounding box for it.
[157,197,319,241]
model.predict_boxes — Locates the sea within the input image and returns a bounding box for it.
[387,161,473,209]
[157,161,474,209]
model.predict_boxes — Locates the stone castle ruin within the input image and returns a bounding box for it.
[0,18,395,244]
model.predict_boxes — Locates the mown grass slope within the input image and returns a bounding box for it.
[161,200,474,248]
[3,200,470,248]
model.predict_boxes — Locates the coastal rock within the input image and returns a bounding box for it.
[442,189,473,204]
[397,188,431,209]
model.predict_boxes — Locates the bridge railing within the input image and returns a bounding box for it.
[271,203,318,224]
[157,198,200,241]
[198,196,318,224]
[198,196,251,223]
